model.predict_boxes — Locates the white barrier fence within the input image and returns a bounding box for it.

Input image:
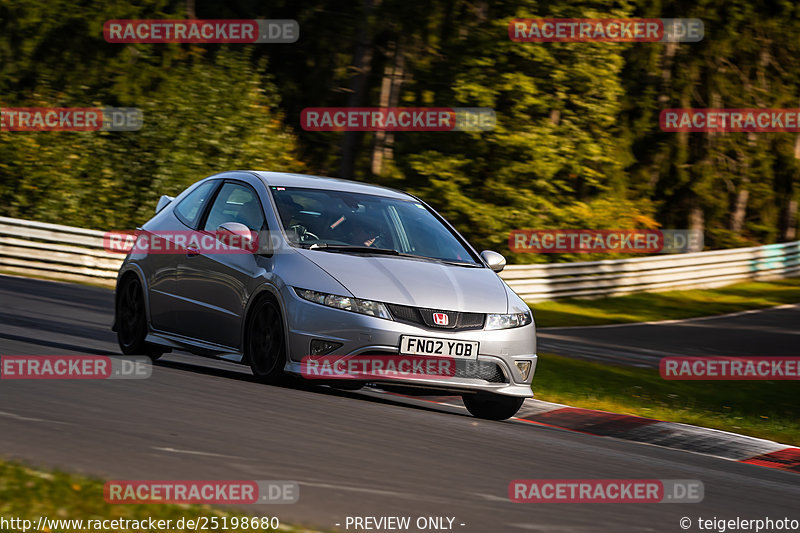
[502,242,800,301]
[0,216,123,286]
[1,216,798,300]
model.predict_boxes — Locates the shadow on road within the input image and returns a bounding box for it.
[153,356,472,418]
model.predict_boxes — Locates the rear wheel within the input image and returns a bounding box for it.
[116,276,163,360]
[462,394,524,420]
[246,297,287,384]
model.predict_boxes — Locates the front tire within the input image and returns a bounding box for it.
[116,276,163,361]
[246,297,287,384]
[462,394,525,420]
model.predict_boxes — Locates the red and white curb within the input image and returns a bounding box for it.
[510,400,799,474]
[379,393,800,475]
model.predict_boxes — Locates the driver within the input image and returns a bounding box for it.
[349,219,379,247]
[275,195,312,243]
[275,195,302,229]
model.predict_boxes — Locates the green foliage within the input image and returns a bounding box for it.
[384,0,644,258]
[624,0,800,246]
[0,0,798,255]
[0,1,299,229]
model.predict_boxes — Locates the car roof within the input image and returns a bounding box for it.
[244,171,414,201]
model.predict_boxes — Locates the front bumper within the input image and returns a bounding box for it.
[282,287,537,397]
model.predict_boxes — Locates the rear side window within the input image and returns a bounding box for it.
[174,180,217,228]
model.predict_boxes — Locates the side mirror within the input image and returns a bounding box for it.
[480,250,506,273]
[216,222,253,249]
[155,195,174,214]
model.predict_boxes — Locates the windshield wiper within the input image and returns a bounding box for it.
[306,244,401,255]
[404,255,481,267]
[430,258,483,267]
[302,243,481,266]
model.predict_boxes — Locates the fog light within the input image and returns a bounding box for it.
[514,360,532,380]
[310,339,342,355]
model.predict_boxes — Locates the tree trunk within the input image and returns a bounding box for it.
[371,39,405,177]
[649,41,678,187]
[782,199,798,241]
[786,134,800,241]
[730,184,749,233]
[689,204,704,251]
[341,0,376,179]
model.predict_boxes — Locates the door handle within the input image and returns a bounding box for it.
[186,247,200,257]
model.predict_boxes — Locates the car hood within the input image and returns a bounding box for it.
[296,249,509,313]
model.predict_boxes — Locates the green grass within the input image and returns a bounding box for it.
[533,353,800,446]
[531,278,800,327]
[0,461,319,533]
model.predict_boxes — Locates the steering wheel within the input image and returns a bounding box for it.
[289,224,320,243]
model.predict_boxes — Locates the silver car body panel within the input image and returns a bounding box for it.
[115,171,537,397]
[295,249,509,312]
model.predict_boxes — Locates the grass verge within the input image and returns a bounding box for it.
[530,278,800,328]
[533,353,800,446]
[0,461,318,532]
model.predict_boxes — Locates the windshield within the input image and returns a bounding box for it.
[270,186,480,265]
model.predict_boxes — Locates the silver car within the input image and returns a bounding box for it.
[113,171,536,419]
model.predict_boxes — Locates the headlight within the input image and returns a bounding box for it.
[295,288,392,320]
[485,311,532,330]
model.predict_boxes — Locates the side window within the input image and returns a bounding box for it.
[174,180,217,228]
[203,182,266,232]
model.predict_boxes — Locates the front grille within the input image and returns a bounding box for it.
[387,304,485,331]
[386,304,421,323]
[454,312,484,329]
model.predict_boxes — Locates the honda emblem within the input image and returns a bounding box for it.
[433,312,449,326]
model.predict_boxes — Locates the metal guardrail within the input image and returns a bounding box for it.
[1,216,799,299]
[0,216,122,286]
[502,241,800,301]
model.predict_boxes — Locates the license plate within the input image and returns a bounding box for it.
[399,336,479,360]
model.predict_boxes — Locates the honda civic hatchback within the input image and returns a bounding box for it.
[113,171,537,419]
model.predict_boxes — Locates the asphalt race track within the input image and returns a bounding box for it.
[538,304,800,367]
[0,275,798,532]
